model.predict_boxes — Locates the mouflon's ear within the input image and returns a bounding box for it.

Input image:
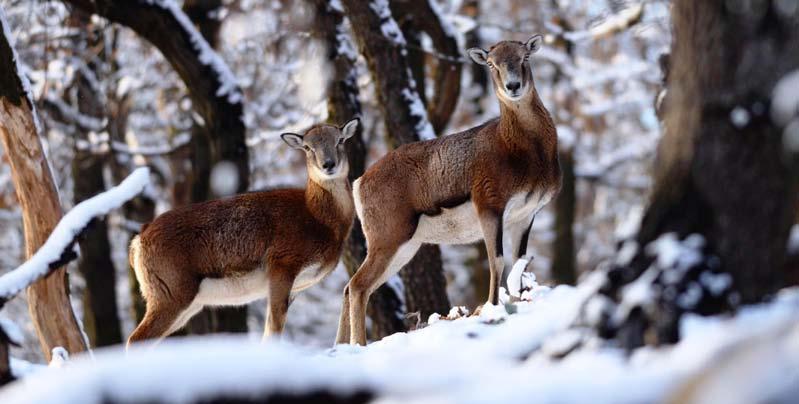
[280,133,304,149]
[526,35,543,53]
[340,117,360,141]
[467,47,489,65]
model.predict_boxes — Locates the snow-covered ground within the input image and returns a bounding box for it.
[3,277,798,404]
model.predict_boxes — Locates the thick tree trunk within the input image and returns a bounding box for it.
[595,1,799,349]
[551,150,576,285]
[181,0,248,335]
[341,0,451,322]
[67,11,123,347]
[0,12,88,360]
[72,155,123,346]
[399,245,450,319]
[312,0,406,338]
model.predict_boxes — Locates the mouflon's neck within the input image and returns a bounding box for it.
[497,89,557,151]
[305,177,354,233]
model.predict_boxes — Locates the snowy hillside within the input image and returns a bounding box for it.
[3,278,799,403]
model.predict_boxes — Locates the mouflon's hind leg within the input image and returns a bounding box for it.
[335,284,351,345]
[347,236,421,346]
[127,269,200,349]
[512,214,536,264]
[347,246,397,346]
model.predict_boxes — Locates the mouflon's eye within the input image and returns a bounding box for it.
[303,145,311,151]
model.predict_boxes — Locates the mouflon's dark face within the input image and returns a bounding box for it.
[468,35,543,102]
[281,118,359,181]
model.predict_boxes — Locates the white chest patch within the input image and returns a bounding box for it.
[503,190,555,227]
[414,202,483,245]
[291,263,332,293]
[195,270,270,307]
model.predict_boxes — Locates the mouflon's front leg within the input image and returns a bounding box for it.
[263,271,294,341]
[477,208,505,306]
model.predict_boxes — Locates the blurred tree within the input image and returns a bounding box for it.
[549,5,578,286]
[463,0,488,115]
[0,324,13,385]
[0,10,88,360]
[61,9,124,347]
[64,0,251,336]
[594,0,799,349]
[340,0,451,322]
[311,0,406,338]
[389,0,462,134]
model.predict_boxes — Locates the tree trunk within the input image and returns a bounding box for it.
[595,1,799,349]
[181,0,248,335]
[68,11,123,347]
[0,330,13,386]
[312,0,406,338]
[389,0,462,134]
[0,11,88,360]
[551,150,576,285]
[103,26,152,325]
[341,0,451,322]
[72,155,124,346]
[463,0,487,115]
[399,245,450,319]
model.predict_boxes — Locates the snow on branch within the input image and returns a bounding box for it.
[41,97,107,132]
[564,3,644,43]
[369,0,405,46]
[0,168,150,306]
[144,0,242,104]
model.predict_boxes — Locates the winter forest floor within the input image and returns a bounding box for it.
[4,276,799,404]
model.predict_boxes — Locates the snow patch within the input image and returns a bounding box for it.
[369,0,405,45]
[772,69,799,126]
[730,106,750,128]
[506,258,529,298]
[401,87,436,140]
[4,288,799,404]
[0,316,24,345]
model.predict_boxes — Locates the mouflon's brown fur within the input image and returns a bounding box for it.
[336,36,561,345]
[127,119,359,348]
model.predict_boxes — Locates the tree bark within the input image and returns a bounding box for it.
[389,0,462,134]
[67,11,123,347]
[341,0,451,322]
[0,12,88,360]
[463,0,487,115]
[312,0,406,338]
[595,1,799,349]
[551,150,576,285]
